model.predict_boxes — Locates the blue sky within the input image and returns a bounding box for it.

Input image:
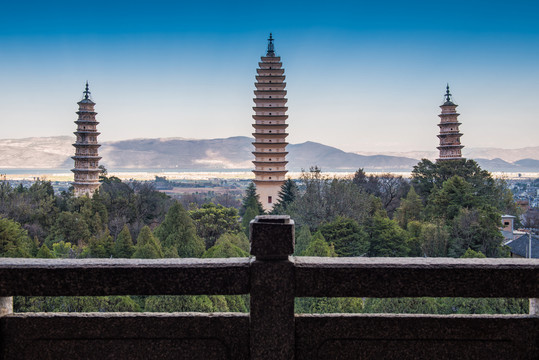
[1,0,538,152]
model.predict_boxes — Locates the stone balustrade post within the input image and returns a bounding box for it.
[1,296,13,350]
[249,215,295,360]
[530,298,539,315]
[0,297,12,316]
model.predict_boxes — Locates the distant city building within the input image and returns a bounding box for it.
[252,34,289,211]
[71,82,102,197]
[500,214,526,243]
[437,85,465,161]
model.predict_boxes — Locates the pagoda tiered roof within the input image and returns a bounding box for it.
[74,131,101,135]
[260,56,281,62]
[257,69,285,75]
[72,82,102,197]
[255,83,286,90]
[252,106,288,112]
[253,98,288,104]
[252,123,289,129]
[252,114,288,121]
[253,90,287,96]
[252,151,289,156]
[252,161,288,166]
[72,142,101,147]
[252,132,289,138]
[436,85,465,162]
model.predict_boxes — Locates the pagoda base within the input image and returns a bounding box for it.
[72,182,101,197]
[253,180,284,212]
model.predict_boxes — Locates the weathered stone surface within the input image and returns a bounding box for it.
[1,313,249,360]
[0,297,12,316]
[250,259,295,359]
[531,298,539,315]
[1,217,539,359]
[0,258,250,296]
[294,257,539,298]
[250,216,294,260]
[295,314,539,360]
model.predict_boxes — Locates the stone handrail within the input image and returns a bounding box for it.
[1,215,538,359]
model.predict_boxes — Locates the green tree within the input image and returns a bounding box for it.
[271,179,298,214]
[241,205,260,237]
[15,295,140,312]
[215,232,250,253]
[420,221,450,257]
[449,207,506,258]
[366,213,410,257]
[132,226,163,259]
[36,244,55,258]
[52,241,76,258]
[67,195,108,236]
[46,211,91,247]
[113,224,135,258]
[411,159,512,216]
[203,240,249,258]
[363,297,439,314]
[144,295,214,312]
[288,167,376,229]
[395,186,423,228]
[426,176,476,221]
[405,220,423,257]
[295,297,363,314]
[294,226,312,256]
[240,182,264,217]
[163,246,180,258]
[81,229,114,258]
[302,233,337,257]
[154,202,204,258]
[0,217,33,257]
[189,203,241,248]
[461,248,487,258]
[319,217,369,257]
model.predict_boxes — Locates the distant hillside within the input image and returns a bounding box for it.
[288,142,417,170]
[101,137,253,170]
[101,137,417,171]
[0,136,73,169]
[356,147,539,165]
[1,136,539,172]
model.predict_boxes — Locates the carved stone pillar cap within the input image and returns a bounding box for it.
[250,215,294,260]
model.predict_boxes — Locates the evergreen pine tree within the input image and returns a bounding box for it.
[0,217,34,258]
[36,244,55,258]
[203,240,249,258]
[294,226,312,255]
[153,202,204,257]
[395,186,423,229]
[302,235,337,257]
[132,226,163,259]
[240,182,264,216]
[215,232,250,252]
[272,179,298,214]
[241,205,260,236]
[114,224,135,258]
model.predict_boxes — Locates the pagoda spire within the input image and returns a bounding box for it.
[83,81,91,100]
[436,85,464,162]
[266,33,275,57]
[252,35,289,211]
[444,83,454,105]
[71,82,102,197]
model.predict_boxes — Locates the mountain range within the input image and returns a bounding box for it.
[1,136,539,172]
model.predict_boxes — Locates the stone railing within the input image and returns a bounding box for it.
[1,215,538,359]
